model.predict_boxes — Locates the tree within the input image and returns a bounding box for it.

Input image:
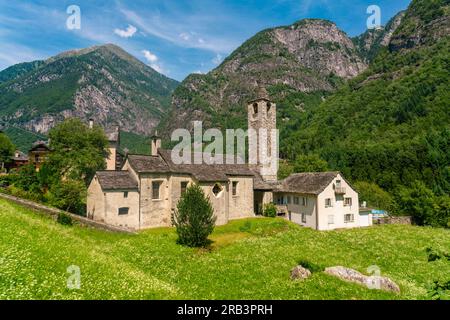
[396,181,436,226]
[293,154,329,173]
[354,181,397,213]
[48,118,109,185]
[0,132,15,170]
[172,184,216,247]
[278,160,294,180]
[47,179,87,215]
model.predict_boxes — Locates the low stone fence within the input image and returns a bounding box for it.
[375,216,413,225]
[0,192,135,234]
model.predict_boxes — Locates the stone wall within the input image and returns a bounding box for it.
[375,216,412,225]
[0,192,135,234]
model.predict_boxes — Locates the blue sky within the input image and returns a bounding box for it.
[0,0,411,81]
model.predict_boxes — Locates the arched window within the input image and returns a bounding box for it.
[212,183,223,197]
[267,102,271,113]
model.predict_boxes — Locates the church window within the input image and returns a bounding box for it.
[212,183,223,197]
[232,181,238,196]
[152,181,162,200]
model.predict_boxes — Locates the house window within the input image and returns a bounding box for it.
[302,213,307,223]
[328,215,335,224]
[267,102,271,112]
[118,207,129,215]
[294,197,299,205]
[212,183,223,197]
[124,192,128,198]
[325,198,333,208]
[344,197,353,207]
[336,180,342,187]
[181,182,188,195]
[232,181,238,196]
[345,214,355,223]
[35,155,40,163]
[287,196,292,204]
[152,181,162,200]
[302,197,308,206]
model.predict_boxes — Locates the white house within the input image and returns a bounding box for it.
[273,172,370,230]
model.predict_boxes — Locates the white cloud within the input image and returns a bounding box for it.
[142,50,166,75]
[142,50,158,63]
[212,53,223,65]
[119,7,237,53]
[114,25,137,38]
[179,33,191,41]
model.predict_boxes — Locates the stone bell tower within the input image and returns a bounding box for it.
[247,87,278,182]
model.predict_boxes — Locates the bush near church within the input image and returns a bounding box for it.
[172,184,216,247]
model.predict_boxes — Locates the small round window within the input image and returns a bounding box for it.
[212,183,223,197]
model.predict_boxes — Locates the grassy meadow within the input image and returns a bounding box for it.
[0,198,449,300]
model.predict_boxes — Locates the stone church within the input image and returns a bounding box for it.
[87,91,369,231]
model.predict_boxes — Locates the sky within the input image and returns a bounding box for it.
[0,0,411,81]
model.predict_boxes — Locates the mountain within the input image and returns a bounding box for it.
[282,0,450,194]
[159,19,367,136]
[352,11,406,63]
[0,61,45,83]
[0,44,179,136]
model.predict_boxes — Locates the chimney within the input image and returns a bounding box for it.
[151,131,161,156]
[89,119,94,129]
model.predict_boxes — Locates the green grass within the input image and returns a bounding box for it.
[0,198,449,300]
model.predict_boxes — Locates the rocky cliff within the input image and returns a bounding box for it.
[159,19,367,136]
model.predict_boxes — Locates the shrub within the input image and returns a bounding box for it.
[263,203,277,218]
[172,184,216,248]
[429,280,450,300]
[426,247,450,262]
[297,259,325,273]
[57,212,73,226]
[396,181,449,228]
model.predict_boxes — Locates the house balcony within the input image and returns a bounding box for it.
[334,187,346,195]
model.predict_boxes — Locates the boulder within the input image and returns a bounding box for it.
[324,266,400,293]
[290,265,312,280]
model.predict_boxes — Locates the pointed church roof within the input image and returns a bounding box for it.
[248,86,271,103]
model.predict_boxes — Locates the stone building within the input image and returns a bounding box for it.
[87,91,368,231]
[89,120,123,171]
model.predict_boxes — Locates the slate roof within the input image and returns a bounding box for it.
[96,171,138,191]
[126,149,257,182]
[127,154,171,174]
[274,172,340,195]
